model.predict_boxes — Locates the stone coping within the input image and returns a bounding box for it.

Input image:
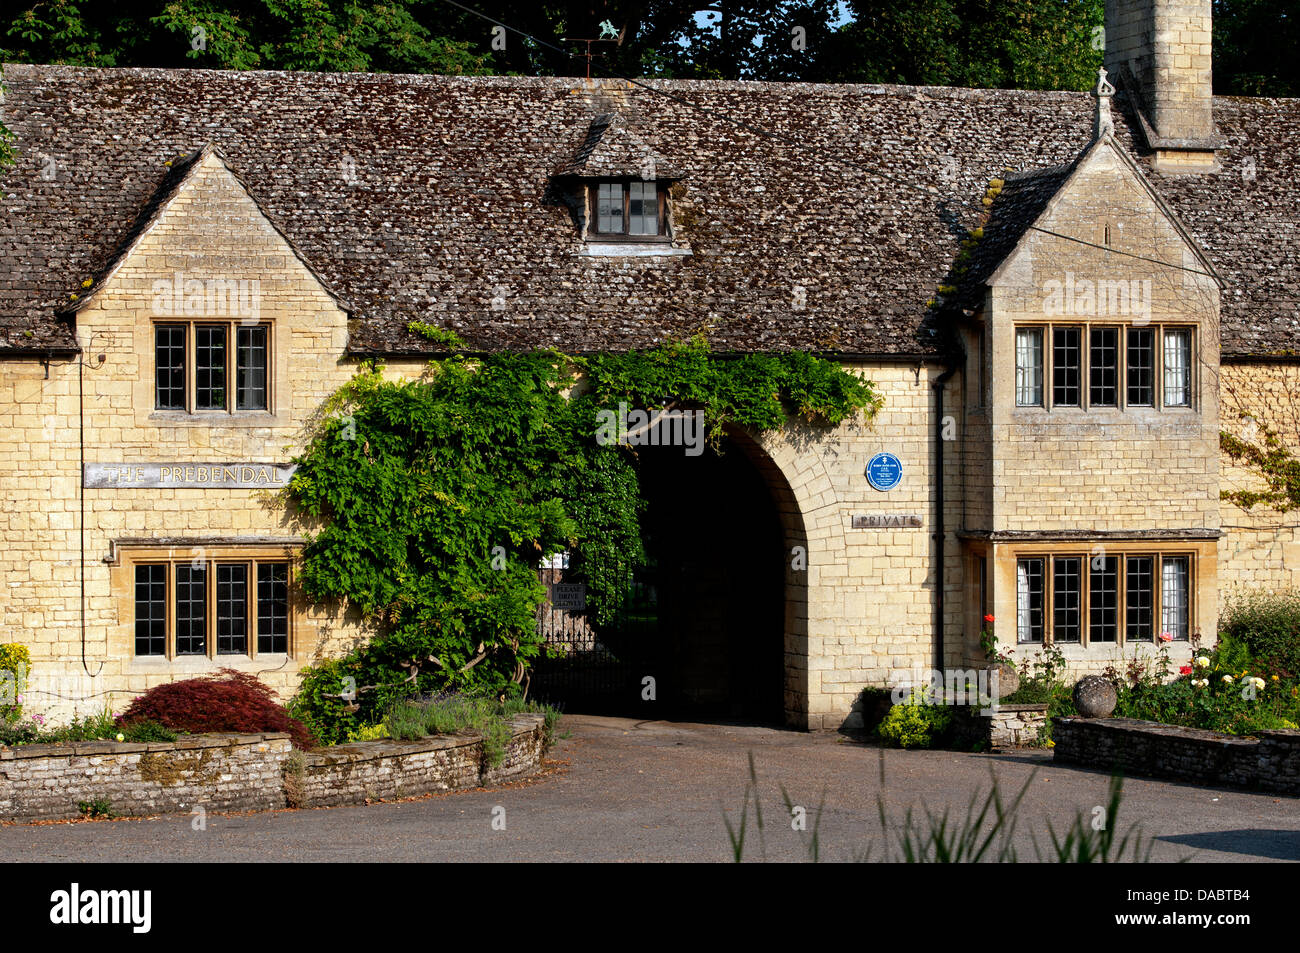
[0,731,290,759]
[992,703,1049,713]
[301,714,544,765]
[1055,716,1281,745]
[0,717,547,761]
[1052,716,1300,795]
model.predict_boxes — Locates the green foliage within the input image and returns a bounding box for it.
[1214,0,1300,96]
[1220,425,1300,512]
[0,642,31,721]
[0,71,14,172]
[382,692,561,767]
[383,701,430,742]
[1104,633,1300,736]
[1219,589,1300,675]
[1,1,1288,96]
[584,336,882,436]
[45,708,116,742]
[287,340,877,728]
[288,657,364,747]
[877,770,1154,863]
[726,753,1157,862]
[2,0,491,73]
[724,752,825,862]
[0,707,179,746]
[345,723,388,742]
[876,689,954,749]
[120,719,178,743]
[77,797,114,819]
[816,0,1104,91]
[978,622,1013,666]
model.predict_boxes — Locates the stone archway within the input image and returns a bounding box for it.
[630,425,819,728]
[532,421,831,730]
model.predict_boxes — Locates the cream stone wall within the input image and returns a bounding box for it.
[988,142,1221,534]
[757,361,964,729]
[1218,361,1300,597]
[0,151,429,721]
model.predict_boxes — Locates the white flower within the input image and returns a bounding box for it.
[1192,679,1208,688]
[1251,677,1266,691]
[1195,656,1211,669]
[1222,675,1235,684]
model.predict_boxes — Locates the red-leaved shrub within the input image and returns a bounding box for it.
[120,669,315,749]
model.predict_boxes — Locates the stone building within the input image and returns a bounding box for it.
[1,0,1297,729]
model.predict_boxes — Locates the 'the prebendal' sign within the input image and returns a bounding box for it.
[84,463,297,489]
[865,453,903,491]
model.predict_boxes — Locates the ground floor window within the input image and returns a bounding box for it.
[1015,552,1191,647]
[133,555,292,658]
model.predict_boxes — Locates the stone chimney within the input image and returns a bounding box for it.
[1104,0,1221,172]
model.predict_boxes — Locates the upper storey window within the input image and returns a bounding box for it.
[590,180,669,240]
[1014,321,1194,411]
[155,321,269,413]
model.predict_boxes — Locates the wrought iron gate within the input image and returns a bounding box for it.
[530,555,661,714]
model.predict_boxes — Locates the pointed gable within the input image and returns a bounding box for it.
[555,113,681,180]
[970,135,1222,313]
[69,144,349,319]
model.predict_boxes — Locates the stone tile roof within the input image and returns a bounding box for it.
[554,112,679,179]
[954,159,1080,307]
[0,65,1297,357]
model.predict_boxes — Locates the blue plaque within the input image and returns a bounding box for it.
[865,453,903,491]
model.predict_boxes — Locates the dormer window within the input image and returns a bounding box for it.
[590,180,669,240]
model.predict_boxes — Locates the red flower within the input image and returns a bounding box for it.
[983,614,995,623]
[1179,665,1193,675]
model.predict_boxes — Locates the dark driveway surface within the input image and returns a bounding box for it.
[1,715,1297,862]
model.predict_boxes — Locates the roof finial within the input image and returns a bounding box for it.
[1094,66,1116,140]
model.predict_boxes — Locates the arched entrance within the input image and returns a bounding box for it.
[533,428,807,727]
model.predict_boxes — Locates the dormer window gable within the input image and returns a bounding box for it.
[555,113,688,254]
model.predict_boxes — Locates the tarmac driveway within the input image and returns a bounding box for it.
[0,714,1296,862]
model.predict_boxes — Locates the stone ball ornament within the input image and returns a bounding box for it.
[1073,675,1118,718]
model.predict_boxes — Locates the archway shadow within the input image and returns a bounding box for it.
[634,434,786,725]
[533,421,811,728]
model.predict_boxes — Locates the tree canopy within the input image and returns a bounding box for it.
[1,0,1290,95]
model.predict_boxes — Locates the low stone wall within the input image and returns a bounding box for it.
[952,704,1048,748]
[292,715,546,808]
[0,733,293,821]
[0,714,548,822]
[1053,717,1300,795]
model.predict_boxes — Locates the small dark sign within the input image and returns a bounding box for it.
[550,583,587,611]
